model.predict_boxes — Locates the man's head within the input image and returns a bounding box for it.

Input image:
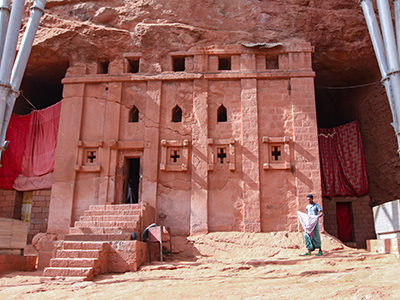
[306,194,314,204]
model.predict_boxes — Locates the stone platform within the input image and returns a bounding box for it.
[367,238,400,257]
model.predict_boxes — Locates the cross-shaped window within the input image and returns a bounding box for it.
[170,150,180,163]
[87,151,97,163]
[217,148,227,164]
[271,146,281,161]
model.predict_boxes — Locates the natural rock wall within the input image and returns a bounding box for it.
[25,0,375,85]
[20,0,400,203]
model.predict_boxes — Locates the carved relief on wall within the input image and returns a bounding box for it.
[160,140,190,171]
[75,140,103,172]
[208,138,235,171]
[262,136,291,170]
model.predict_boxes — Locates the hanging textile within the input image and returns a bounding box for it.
[0,113,32,189]
[22,102,61,177]
[13,172,53,191]
[0,101,61,190]
[318,121,369,197]
[336,202,353,242]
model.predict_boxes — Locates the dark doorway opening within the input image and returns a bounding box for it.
[125,158,140,204]
[336,202,353,242]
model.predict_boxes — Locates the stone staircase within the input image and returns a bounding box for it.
[42,203,154,281]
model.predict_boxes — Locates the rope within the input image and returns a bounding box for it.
[317,81,380,90]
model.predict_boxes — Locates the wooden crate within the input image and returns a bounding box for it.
[0,217,28,250]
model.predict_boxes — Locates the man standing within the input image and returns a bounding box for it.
[301,194,323,256]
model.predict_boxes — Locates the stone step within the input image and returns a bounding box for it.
[84,209,142,216]
[40,276,88,283]
[56,249,102,259]
[89,204,141,211]
[69,227,129,235]
[74,220,139,229]
[62,241,107,250]
[50,258,98,268]
[64,233,133,241]
[80,215,141,222]
[43,267,94,278]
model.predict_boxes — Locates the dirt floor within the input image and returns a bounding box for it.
[0,232,399,300]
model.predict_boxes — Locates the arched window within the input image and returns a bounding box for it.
[217,104,227,122]
[171,105,182,122]
[129,106,139,122]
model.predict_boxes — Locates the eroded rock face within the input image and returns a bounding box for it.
[26,0,376,85]
[23,0,400,205]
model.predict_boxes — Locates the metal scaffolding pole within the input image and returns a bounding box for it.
[360,0,400,157]
[0,0,46,163]
[0,0,25,154]
[0,0,11,64]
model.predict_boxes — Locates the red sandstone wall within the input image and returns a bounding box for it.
[28,190,51,243]
[0,189,19,218]
[208,80,243,231]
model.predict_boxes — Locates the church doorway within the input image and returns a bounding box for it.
[124,158,141,204]
[336,202,354,242]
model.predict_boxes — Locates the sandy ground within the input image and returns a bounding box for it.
[0,232,399,300]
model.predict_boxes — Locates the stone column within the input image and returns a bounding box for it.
[99,82,122,204]
[190,78,209,234]
[291,77,323,231]
[142,80,161,212]
[241,78,261,232]
[47,83,85,233]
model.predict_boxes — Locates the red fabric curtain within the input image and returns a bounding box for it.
[319,121,369,197]
[0,114,32,189]
[0,101,61,189]
[336,202,353,242]
[22,102,61,177]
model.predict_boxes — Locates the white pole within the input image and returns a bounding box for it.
[361,0,400,157]
[0,0,11,64]
[0,0,25,152]
[360,0,389,78]
[0,0,46,162]
[376,0,400,156]
[377,0,400,71]
[394,0,400,61]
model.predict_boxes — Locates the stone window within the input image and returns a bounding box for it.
[266,55,279,70]
[262,136,291,169]
[173,57,185,72]
[208,138,236,171]
[75,140,103,173]
[129,106,139,123]
[127,58,140,73]
[98,60,109,74]
[218,57,231,70]
[172,105,182,123]
[86,150,97,164]
[217,105,227,122]
[160,140,190,171]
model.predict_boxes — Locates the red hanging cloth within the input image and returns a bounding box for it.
[22,101,61,177]
[0,113,32,189]
[319,121,369,197]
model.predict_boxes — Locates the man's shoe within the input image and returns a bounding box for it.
[316,251,323,256]
[300,252,311,256]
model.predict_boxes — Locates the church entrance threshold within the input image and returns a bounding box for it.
[124,158,141,204]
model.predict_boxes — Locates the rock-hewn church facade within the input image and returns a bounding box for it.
[47,43,322,236]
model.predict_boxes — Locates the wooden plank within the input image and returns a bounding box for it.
[0,217,28,249]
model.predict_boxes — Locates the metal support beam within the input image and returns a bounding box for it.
[0,0,25,155]
[0,0,46,163]
[0,0,11,64]
[360,0,400,157]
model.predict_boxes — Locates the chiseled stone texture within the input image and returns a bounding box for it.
[47,43,321,236]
